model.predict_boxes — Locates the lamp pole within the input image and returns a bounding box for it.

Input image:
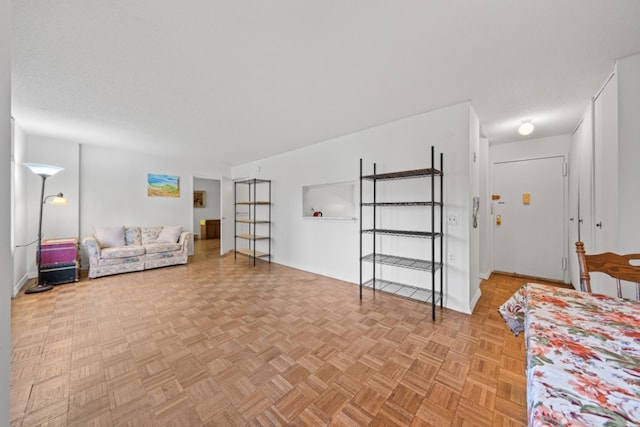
[23,163,65,294]
[25,174,54,294]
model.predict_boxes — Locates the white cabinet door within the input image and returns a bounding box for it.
[493,156,566,281]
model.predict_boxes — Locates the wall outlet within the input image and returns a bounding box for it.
[447,214,459,226]
[448,253,455,263]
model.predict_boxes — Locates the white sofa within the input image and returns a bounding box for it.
[82,225,191,278]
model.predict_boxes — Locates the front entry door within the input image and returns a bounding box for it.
[493,156,566,281]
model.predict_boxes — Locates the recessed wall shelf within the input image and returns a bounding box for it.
[302,181,356,219]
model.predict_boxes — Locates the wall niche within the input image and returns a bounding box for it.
[302,181,356,220]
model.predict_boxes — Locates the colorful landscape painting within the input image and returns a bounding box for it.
[147,173,180,197]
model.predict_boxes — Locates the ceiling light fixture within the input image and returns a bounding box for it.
[518,121,534,136]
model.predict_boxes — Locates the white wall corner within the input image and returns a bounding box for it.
[469,288,483,313]
[13,274,30,298]
[1,0,13,422]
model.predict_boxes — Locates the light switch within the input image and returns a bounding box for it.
[523,193,531,204]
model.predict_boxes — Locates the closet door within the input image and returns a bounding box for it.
[568,108,592,288]
[593,72,618,253]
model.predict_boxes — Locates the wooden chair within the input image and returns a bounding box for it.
[576,241,640,300]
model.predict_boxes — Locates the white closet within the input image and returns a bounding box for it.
[570,52,640,296]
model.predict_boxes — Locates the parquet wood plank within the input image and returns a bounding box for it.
[11,238,567,425]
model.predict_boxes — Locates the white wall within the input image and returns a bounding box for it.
[12,123,29,295]
[491,135,571,163]
[79,144,229,262]
[232,103,476,314]
[617,53,640,253]
[192,178,221,238]
[1,0,12,422]
[468,109,481,308]
[478,137,491,279]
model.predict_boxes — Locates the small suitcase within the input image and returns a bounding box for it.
[41,263,78,285]
[40,238,78,267]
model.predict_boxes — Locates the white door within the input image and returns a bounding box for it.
[220,177,235,255]
[493,156,566,281]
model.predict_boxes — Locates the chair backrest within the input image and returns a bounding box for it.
[576,241,640,300]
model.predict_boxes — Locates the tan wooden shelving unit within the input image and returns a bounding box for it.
[234,179,271,265]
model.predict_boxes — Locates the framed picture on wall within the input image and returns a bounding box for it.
[148,173,180,197]
[194,190,206,208]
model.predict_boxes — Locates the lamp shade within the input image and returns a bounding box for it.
[24,163,64,178]
[47,193,68,205]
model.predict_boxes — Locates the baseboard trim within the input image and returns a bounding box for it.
[469,288,482,313]
[491,270,565,284]
[13,273,32,297]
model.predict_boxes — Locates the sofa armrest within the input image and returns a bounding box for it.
[82,235,101,266]
[178,231,192,256]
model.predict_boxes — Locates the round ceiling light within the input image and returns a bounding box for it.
[518,121,534,136]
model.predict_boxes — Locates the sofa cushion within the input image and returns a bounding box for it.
[94,226,125,248]
[100,245,146,259]
[145,251,182,261]
[125,227,142,246]
[98,256,144,266]
[141,227,163,244]
[157,225,183,243]
[144,242,181,254]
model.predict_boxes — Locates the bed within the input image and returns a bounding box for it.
[499,283,640,426]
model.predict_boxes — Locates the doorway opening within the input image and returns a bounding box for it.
[192,177,221,257]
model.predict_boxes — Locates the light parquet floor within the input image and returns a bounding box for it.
[11,239,567,426]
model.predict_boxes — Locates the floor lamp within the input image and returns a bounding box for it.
[23,163,67,294]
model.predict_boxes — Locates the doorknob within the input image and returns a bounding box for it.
[596,222,602,228]
[579,218,584,223]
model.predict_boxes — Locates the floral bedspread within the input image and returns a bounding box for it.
[502,283,640,426]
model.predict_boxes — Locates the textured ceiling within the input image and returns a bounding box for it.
[12,1,640,166]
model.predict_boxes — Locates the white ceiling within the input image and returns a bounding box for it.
[12,1,640,167]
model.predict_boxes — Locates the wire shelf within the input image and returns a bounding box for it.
[362,229,441,239]
[362,278,443,304]
[362,168,442,181]
[361,201,443,207]
[361,253,442,272]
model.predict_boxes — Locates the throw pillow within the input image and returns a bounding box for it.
[141,226,163,244]
[156,225,183,243]
[124,227,142,246]
[94,226,125,248]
